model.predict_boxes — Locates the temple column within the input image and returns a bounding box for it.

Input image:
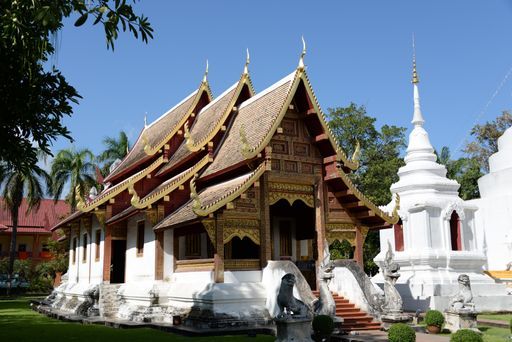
[102,226,112,283]
[354,226,364,268]
[154,205,165,280]
[315,179,326,288]
[260,173,271,267]
[213,215,224,283]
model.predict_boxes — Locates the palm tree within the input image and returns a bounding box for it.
[0,163,51,294]
[50,148,96,212]
[97,131,130,175]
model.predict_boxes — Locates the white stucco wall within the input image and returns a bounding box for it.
[125,213,155,282]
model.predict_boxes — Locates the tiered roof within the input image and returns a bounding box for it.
[53,55,398,233]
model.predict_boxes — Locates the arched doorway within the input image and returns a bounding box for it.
[270,199,316,289]
[450,211,462,251]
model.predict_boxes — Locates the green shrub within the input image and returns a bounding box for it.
[312,315,334,338]
[450,329,482,342]
[388,323,416,342]
[425,309,445,328]
[510,318,512,334]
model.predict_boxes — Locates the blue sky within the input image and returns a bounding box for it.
[51,1,512,159]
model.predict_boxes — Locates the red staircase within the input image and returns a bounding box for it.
[312,291,381,331]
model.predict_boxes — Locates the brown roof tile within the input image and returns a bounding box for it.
[156,82,241,175]
[105,89,203,182]
[202,72,296,178]
[154,164,264,230]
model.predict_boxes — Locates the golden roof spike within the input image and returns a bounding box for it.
[244,48,250,75]
[144,113,148,128]
[202,59,209,84]
[298,35,306,70]
[412,34,419,84]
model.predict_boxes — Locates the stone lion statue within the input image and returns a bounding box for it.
[449,274,474,312]
[277,273,311,319]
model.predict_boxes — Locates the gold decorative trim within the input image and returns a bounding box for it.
[191,162,267,216]
[223,227,260,245]
[93,210,106,227]
[326,230,355,246]
[185,72,255,153]
[142,81,213,156]
[130,154,211,209]
[268,193,314,208]
[201,219,216,245]
[326,222,356,231]
[268,182,314,208]
[78,156,166,212]
[225,259,260,270]
[145,207,158,225]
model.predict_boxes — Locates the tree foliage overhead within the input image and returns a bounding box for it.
[97,130,130,176]
[463,111,512,173]
[50,148,96,211]
[436,146,483,200]
[327,103,406,274]
[327,103,406,206]
[0,0,153,173]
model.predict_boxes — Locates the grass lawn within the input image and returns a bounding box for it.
[480,313,512,322]
[0,298,274,342]
[479,326,511,342]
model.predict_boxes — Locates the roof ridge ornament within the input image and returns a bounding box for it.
[190,173,203,211]
[298,35,306,70]
[391,193,400,220]
[202,59,209,84]
[244,48,250,75]
[350,140,361,165]
[144,113,148,128]
[240,123,255,158]
[76,185,85,211]
[184,121,195,150]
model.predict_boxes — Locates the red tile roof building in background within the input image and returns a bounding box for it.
[0,198,70,260]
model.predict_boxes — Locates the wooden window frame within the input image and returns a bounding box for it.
[185,233,201,259]
[72,237,77,264]
[82,233,88,263]
[136,220,145,256]
[95,229,101,261]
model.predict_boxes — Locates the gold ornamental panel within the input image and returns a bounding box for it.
[326,231,356,246]
[268,182,314,208]
[223,219,260,245]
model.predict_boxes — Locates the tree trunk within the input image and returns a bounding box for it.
[7,206,19,296]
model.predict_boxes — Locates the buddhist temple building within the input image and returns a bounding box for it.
[51,48,399,324]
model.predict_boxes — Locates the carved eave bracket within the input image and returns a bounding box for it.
[93,209,106,228]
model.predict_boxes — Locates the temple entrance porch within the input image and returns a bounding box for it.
[270,199,316,290]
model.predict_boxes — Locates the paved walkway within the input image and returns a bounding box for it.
[341,330,450,342]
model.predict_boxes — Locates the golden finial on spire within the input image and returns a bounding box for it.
[144,113,148,128]
[244,48,250,75]
[202,59,209,83]
[412,34,419,84]
[298,35,306,70]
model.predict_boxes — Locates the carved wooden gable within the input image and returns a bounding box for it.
[269,106,323,176]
